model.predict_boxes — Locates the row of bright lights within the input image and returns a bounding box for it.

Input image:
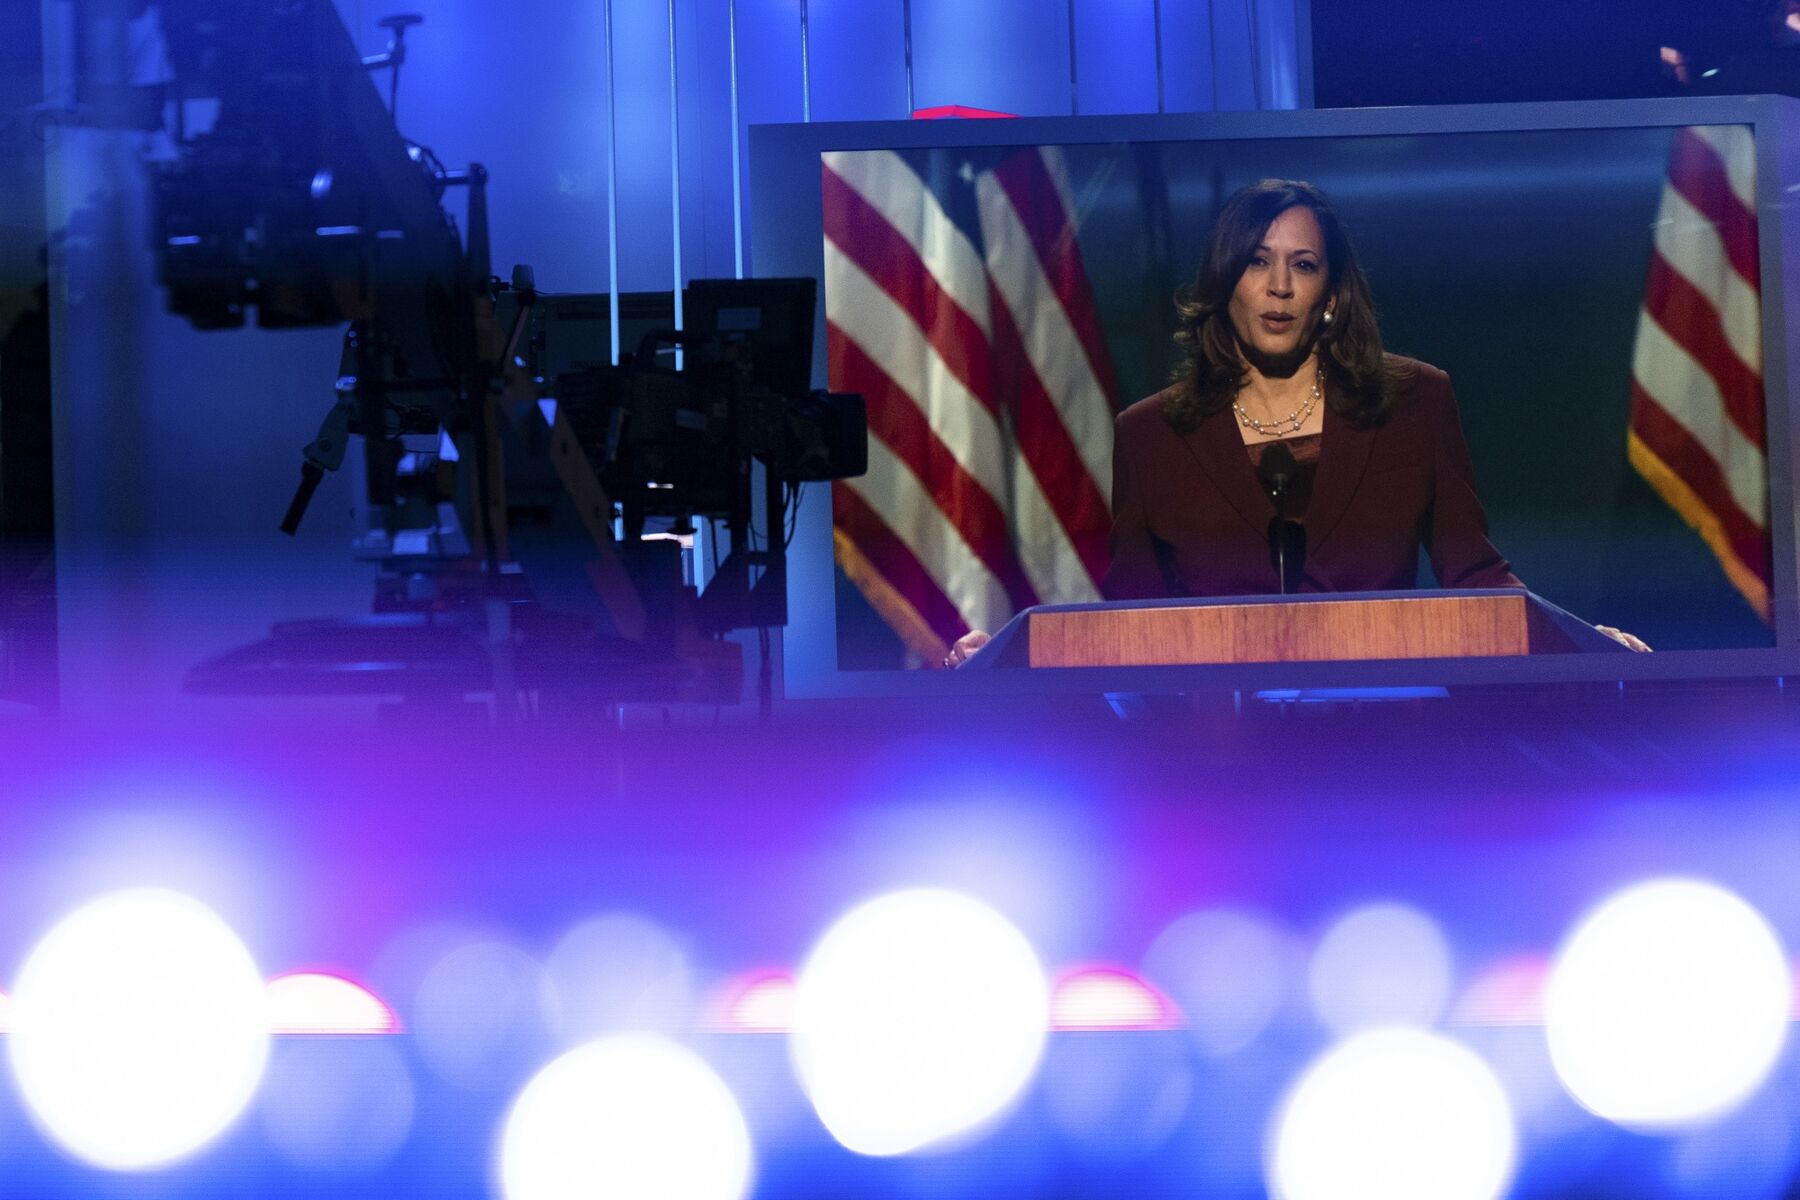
[0,967,1270,1039]
[7,952,1794,1041]
[0,972,402,1037]
[1,879,1793,1198]
[0,967,1181,1039]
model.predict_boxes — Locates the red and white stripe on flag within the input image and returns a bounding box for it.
[823,147,1117,664]
[1628,124,1771,620]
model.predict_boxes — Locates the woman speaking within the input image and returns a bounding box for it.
[1104,177,1515,600]
[946,178,1645,665]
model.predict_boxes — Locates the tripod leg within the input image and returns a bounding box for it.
[280,462,326,536]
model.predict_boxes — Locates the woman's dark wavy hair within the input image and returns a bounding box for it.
[1164,178,1397,433]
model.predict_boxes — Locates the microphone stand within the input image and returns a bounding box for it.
[1258,440,1298,596]
[1275,516,1288,595]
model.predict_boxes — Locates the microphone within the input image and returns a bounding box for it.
[1257,440,1297,499]
[1256,441,1304,594]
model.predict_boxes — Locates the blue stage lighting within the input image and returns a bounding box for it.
[1307,902,1454,1035]
[1142,907,1299,1057]
[257,1036,415,1173]
[542,913,696,1045]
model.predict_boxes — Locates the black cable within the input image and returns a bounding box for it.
[756,624,773,718]
[783,481,804,549]
[469,374,502,577]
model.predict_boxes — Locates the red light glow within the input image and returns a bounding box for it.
[1450,953,1549,1027]
[706,970,796,1033]
[1050,967,1181,1031]
[910,104,1018,120]
[266,971,402,1035]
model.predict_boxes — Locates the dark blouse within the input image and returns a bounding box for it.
[1246,432,1322,522]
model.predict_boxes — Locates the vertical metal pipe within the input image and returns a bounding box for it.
[1245,0,1264,110]
[1206,0,1219,112]
[668,0,685,359]
[1153,0,1165,113]
[603,0,622,363]
[902,0,915,114]
[799,0,812,121]
[1066,0,1079,115]
[729,0,745,277]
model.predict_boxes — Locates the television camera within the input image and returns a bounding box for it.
[140,0,865,705]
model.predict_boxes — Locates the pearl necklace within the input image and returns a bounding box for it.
[1233,367,1322,437]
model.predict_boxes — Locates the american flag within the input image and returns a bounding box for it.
[1627,124,1770,621]
[823,146,1118,665]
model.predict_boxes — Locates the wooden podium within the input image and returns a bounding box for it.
[970,589,1625,669]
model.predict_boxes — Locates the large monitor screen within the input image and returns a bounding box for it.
[749,99,1800,696]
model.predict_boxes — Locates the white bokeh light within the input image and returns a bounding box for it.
[1544,877,1791,1129]
[790,888,1049,1156]
[413,940,549,1089]
[8,887,270,1170]
[499,1033,752,1200]
[1269,1027,1516,1200]
[1308,902,1454,1035]
[1143,908,1297,1056]
[540,913,694,1043]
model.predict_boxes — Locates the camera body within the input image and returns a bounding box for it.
[554,356,865,542]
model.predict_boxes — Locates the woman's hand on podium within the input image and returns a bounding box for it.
[1596,625,1652,653]
[943,630,991,668]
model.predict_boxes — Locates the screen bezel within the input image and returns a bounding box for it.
[749,95,1800,698]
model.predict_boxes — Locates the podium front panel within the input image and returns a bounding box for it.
[1025,593,1544,668]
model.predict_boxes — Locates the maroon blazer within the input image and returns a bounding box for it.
[1102,356,1521,600]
